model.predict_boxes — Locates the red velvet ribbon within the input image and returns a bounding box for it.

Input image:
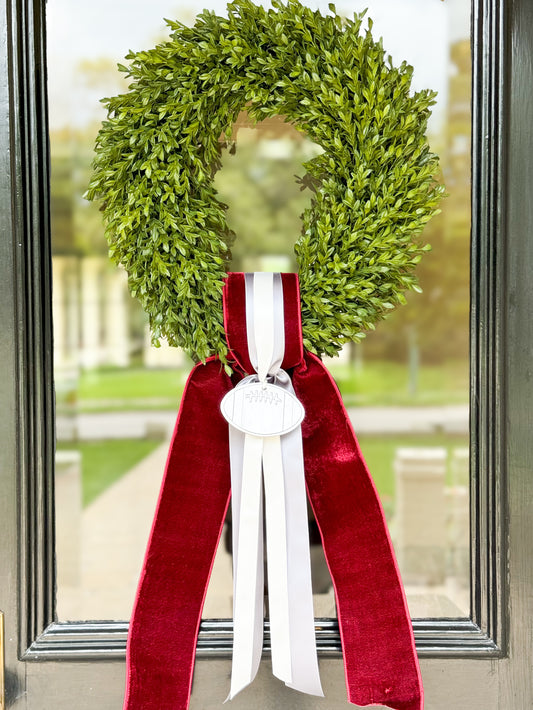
[124,273,423,710]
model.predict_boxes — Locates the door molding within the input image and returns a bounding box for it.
[2,0,56,659]
[6,0,508,663]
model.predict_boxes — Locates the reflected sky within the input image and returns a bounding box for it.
[47,0,469,132]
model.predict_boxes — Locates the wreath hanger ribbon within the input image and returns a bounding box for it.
[223,272,323,699]
[123,272,423,710]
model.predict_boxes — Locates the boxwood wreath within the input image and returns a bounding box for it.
[87,0,444,365]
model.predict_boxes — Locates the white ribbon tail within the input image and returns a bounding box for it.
[263,435,292,684]
[227,433,264,701]
[283,422,324,696]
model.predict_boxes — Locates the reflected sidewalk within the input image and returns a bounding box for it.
[57,442,247,621]
[57,403,470,621]
[57,404,469,441]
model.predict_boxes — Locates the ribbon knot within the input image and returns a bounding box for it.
[223,273,323,700]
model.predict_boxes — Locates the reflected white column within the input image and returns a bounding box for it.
[143,325,185,368]
[52,256,67,369]
[64,256,80,364]
[104,266,129,367]
[80,256,103,369]
[55,450,82,591]
[449,447,470,587]
[394,447,447,586]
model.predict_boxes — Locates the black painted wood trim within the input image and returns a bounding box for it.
[15,0,508,661]
[469,0,508,654]
[7,0,56,657]
[22,618,501,661]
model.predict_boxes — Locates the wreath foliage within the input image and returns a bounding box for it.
[87,0,444,363]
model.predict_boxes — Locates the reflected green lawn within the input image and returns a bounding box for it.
[77,367,187,411]
[75,359,468,412]
[57,438,161,507]
[65,360,469,507]
[328,360,469,406]
[57,433,468,511]
[358,433,469,519]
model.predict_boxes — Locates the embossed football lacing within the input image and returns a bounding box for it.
[244,388,283,406]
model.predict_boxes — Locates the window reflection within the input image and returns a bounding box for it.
[49,0,471,621]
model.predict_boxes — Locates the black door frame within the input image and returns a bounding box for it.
[1,0,532,707]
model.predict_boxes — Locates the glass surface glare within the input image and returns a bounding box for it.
[48,0,471,622]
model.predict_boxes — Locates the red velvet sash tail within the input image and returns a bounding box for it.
[124,273,423,710]
[123,359,233,710]
[293,353,423,710]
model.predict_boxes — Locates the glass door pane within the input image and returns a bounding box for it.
[49,0,471,622]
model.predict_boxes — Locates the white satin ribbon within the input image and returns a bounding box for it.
[226,273,323,701]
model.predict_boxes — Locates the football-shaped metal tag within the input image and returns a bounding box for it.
[220,381,305,437]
